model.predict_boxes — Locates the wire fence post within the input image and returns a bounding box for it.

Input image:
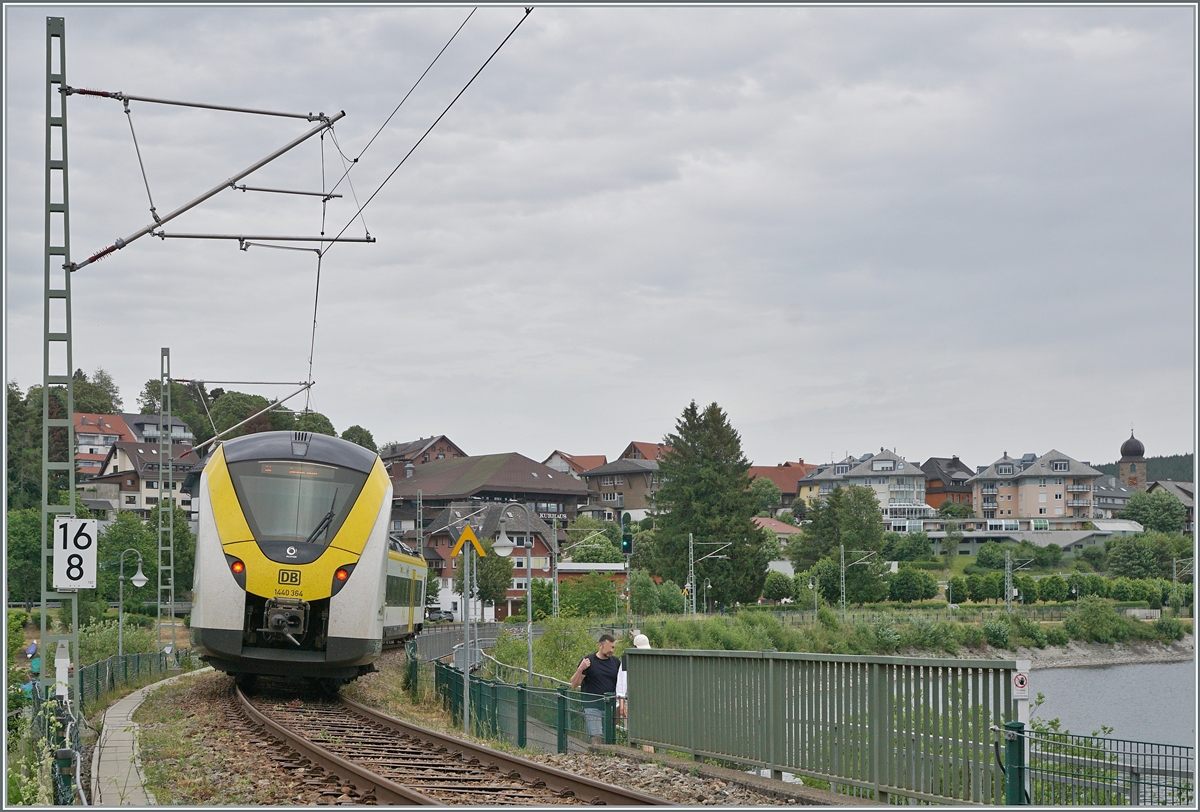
[1005,721,1026,805]
[517,685,527,749]
[556,687,568,754]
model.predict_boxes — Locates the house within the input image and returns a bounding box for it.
[748,460,818,514]
[796,454,869,508]
[74,413,132,479]
[842,449,936,531]
[578,459,660,524]
[967,450,1101,526]
[1093,476,1136,518]
[86,441,201,522]
[422,501,557,621]
[118,412,196,448]
[379,435,467,477]
[920,456,975,511]
[620,441,672,462]
[542,451,607,480]
[390,452,590,550]
[752,516,802,545]
[1147,480,1194,536]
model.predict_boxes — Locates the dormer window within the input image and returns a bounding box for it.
[1052,460,1069,472]
[835,465,849,475]
[997,464,1013,475]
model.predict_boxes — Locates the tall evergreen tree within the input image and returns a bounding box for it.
[650,401,770,606]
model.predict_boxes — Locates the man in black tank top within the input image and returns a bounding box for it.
[570,633,619,743]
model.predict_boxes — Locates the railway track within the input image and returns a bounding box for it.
[232,681,672,805]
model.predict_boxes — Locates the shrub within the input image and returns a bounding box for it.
[817,606,838,630]
[1045,625,1069,647]
[956,623,986,649]
[1063,596,1128,644]
[77,618,157,665]
[1011,615,1047,648]
[982,615,1011,649]
[869,615,900,652]
[1155,615,1185,641]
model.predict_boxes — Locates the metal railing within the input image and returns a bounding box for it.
[434,660,617,754]
[626,649,1017,805]
[1003,723,1195,805]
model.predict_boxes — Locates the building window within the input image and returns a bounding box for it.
[1038,507,1047,515]
[601,492,618,503]
[125,495,137,504]
[145,481,158,490]
[614,475,625,485]
[983,510,995,519]
[146,497,158,505]
[1033,519,1049,531]
[1055,493,1063,500]
[997,464,1013,475]
[835,465,849,475]
[1052,461,1069,472]
[1039,478,1046,487]
[600,476,614,487]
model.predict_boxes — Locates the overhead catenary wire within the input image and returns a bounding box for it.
[321,7,534,257]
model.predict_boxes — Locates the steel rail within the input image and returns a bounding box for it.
[233,684,438,805]
[339,694,674,806]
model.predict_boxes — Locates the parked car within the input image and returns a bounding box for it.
[426,609,454,623]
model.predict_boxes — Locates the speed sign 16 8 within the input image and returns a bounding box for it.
[53,518,98,590]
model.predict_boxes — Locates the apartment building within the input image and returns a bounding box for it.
[579,458,660,523]
[967,450,1101,526]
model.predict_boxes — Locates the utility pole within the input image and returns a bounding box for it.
[157,348,176,658]
[40,16,82,716]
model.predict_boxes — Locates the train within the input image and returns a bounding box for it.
[189,430,427,691]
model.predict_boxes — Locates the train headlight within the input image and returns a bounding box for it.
[225,555,247,590]
[331,564,355,596]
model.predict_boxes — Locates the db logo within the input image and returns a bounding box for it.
[278,570,302,585]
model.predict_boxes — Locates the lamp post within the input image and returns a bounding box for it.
[704,579,711,614]
[118,548,148,657]
[808,577,818,613]
[492,503,535,686]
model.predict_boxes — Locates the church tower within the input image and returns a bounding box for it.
[1118,430,1147,491]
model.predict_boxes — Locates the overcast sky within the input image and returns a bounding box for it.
[4,5,1196,473]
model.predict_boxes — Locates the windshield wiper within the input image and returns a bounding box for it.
[304,489,339,544]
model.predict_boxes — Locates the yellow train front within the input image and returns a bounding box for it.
[190,430,424,688]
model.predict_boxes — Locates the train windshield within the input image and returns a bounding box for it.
[227,460,368,547]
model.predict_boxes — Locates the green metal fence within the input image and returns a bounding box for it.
[434,661,617,754]
[76,648,195,714]
[1002,721,1195,806]
[626,649,1017,805]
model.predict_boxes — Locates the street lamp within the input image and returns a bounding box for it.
[118,548,148,657]
[492,503,535,687]
[704,579,711,614]
[807,577,818,613]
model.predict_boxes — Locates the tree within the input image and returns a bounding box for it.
[884,531,933,561]
[947,576,967,606]
[294,410,337,437]
[1039,574,1068,604]
[650,401,771,606]
[96,511,158,604]
[750,477,782,515]
[71,368,121,414]
[654,580,685,614]
[558,573,618,618]
[939,502,975,519]
[889,567,926,603]
[453,541,514,607]
[1015,574,1038,604]
[6,509,44,609]
[425,568,441,606]
[7,382,41,510]
[1122,490,1188,534]
[761,571,793,603]
[563,516,623,563]
[976,541,1007,570]
[775,510,797,526]
[341,425,377,452]
[942,521,964,559]
[629,569,660,615]
[1104,536,1158,580]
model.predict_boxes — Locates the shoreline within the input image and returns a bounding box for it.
[1019,633,1195,670]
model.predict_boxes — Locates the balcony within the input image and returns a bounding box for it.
[1067,500,1092,507]
[1067,484,1092,492]
[981,486,998,494]
[982,500,999,508]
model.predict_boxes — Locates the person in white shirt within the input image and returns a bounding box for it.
[616,633,654,752]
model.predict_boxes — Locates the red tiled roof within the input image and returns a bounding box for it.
[544,451,608,476]
[748,461,818,495]
[74,413,131,439]
[753,516,802,536]
[621,442,673,461]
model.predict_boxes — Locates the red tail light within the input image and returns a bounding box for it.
[334,567,350,582]
[231,559,245,574]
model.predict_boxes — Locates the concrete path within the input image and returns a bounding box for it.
[90,667,212,806]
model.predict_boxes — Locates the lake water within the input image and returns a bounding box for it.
[1029,660,1197,747]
